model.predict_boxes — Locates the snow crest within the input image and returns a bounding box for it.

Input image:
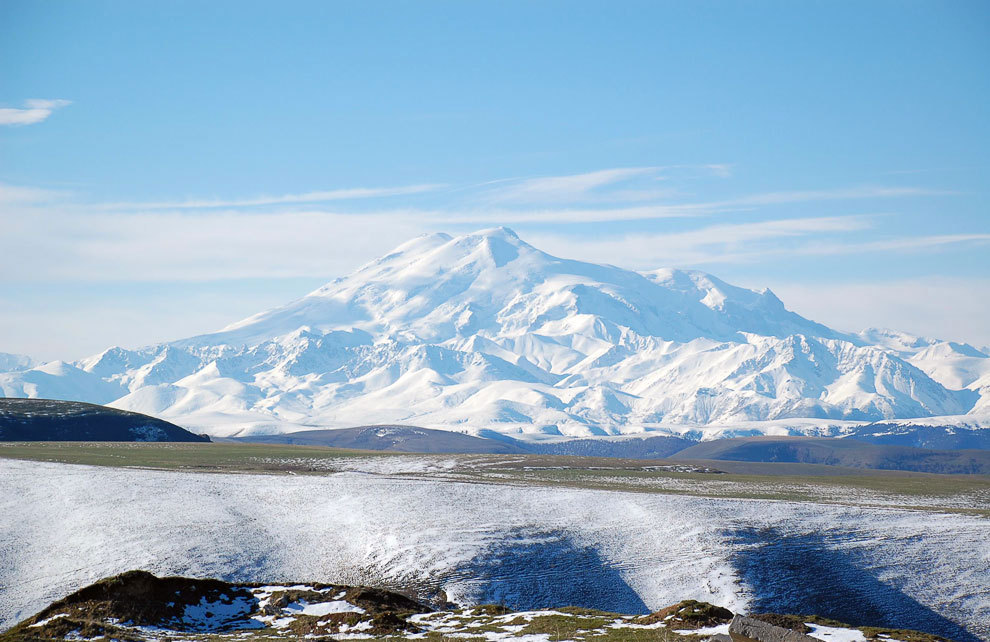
[1,228,983,437]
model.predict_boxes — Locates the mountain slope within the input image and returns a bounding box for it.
[0,228,983,439]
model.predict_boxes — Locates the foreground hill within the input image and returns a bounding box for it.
[0,228,985,440]
[671,436,990,474]
[2,454,985,638]
[0,570,961,641]
[0,398,209,442]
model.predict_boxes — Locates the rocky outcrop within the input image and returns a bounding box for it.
[728,615,822,642]
[0,571,964,641]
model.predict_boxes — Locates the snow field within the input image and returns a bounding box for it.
[0,459,986,639]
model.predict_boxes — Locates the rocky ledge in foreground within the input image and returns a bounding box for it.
[0,570,959,642]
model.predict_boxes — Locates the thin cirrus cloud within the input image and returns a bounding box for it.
[0,168,975,283]
[440,181,948,224]
[97,183,447,210]
[709,185,952,207]
[524,217,990,269]
[526,215,878,268]
[8,208,982,284]
[0,183,67,204]
[0,99,71,126]
[772,277,990,345]
[480,165,732,204]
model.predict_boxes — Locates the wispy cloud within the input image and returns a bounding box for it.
[526,217,990,269]
[771,277,990,346]
[487,167,664,204]
[0,170,971,284]
[99,183,447,210]
[797,233,990,256]
[482,165,738,205]
[472,164,945,219]
[710,185,951,207]
[428,204,702,224]
[0,206,429,282]
[527,216,875,267]
[0,99,71,126]
[0,183,67,204]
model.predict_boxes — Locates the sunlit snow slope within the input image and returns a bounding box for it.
[0,460,986,640]
[0,228,984,438]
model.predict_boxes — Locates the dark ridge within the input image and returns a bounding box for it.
[0,398,209,442]
[235,425,695,458]
[232,424,528,454]
[517,434,695,459]
[670,435,990,474]
[848,423,990,450]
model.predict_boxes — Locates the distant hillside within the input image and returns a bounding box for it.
[236,426,695,458]
[671,436,990,474]
[234,425,527,454]
[505,433,695,459]
[848,422,990,449]
[235,426,990,473]
[0,398,209,442]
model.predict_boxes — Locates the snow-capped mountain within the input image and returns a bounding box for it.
[0,352,34,373]
[1,228,985,438]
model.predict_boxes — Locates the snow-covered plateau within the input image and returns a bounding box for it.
[0,459,986,640]
[1,227,989,440]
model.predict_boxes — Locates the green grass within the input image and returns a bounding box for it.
[1,441,986,515]
[0,441,390,473]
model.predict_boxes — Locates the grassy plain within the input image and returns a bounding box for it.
[1,441,986,515]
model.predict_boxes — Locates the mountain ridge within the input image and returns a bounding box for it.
[0,227,985,439]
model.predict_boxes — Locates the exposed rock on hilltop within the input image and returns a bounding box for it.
[0,571,959,642]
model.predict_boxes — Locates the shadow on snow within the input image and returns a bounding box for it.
[728,528,979,642]
[450,531,650,614]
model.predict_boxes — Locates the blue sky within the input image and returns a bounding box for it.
[1,0,989,360]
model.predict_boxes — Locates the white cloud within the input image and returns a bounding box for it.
[710,185,949,207]
[482,165,740,205]
[770,278,990,347]
[797,233,990,256]
[476,171,947,219]
[99,183,446,210]
[0,183,66,204]
[0,206,429,282]
[0,99,71,126]
[526,216,876,267]
[429,204,703,223]
[5,201,982,284]
[488,167,663,204]
[525,219,990,269]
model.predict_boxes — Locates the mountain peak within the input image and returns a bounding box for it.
[21,228,976,436]
[473,226,521,241]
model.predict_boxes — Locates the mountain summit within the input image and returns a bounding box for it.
[1,228,983,438]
